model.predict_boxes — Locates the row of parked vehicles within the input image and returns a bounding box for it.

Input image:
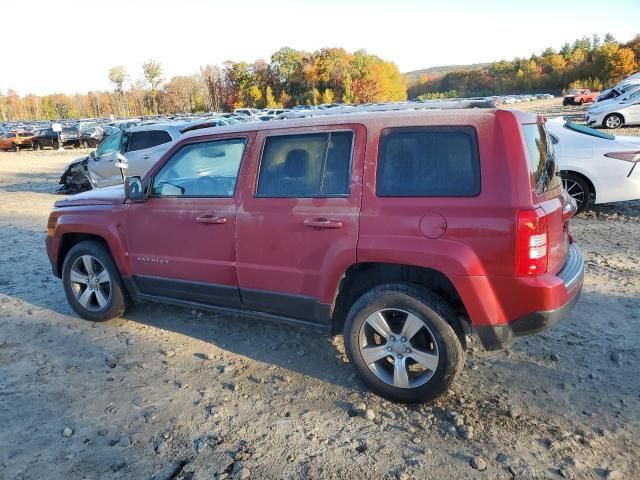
[561,72,640,129]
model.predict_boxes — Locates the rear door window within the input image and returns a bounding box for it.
[127,130,172,152]
[256,131,353,197]
[376,127,480,197]
[522,123,560,194]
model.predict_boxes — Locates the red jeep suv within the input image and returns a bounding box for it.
[46,102,584,403]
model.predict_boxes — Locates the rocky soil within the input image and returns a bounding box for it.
[1,108,639,479]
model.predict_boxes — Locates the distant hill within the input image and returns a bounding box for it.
[403,63,491,85]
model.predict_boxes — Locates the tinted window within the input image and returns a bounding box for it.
[127,130,172,152]
[152,139,246,197]
[6,133,16,138]
[256,131,353,197]
[377,127,480,197]
[523,123,561,194]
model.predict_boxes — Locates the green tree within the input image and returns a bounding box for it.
[142,59,163,114]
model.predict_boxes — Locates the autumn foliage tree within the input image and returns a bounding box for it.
[409,33,638,99]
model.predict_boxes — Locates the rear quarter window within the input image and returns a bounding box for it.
[376,127,480,197]
[522,123,560,194]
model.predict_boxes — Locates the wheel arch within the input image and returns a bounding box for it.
[331,262,470,343]
[56,233,110,277]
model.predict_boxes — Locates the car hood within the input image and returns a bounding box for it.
[54,184,125,207]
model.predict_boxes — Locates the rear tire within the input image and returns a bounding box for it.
[343,283,465,403]
[562,173,591,213]
[62,240,129,321]
[53,140,60,149]
[603,113,623,129]
[11,143,19,152]
[33,142,41,151]
[82,140,89,149]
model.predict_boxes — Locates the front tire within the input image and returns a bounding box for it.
[82,140,89,149]
[603,113,623,129]
[343,283,465,403]
[62,240,129,321]
[11,143,19,152]
[33,142,41,151]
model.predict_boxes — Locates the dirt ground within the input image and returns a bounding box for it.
[1,101,639,480]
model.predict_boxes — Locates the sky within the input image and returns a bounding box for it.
[1,0,638,96]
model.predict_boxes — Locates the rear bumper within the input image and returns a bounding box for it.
[474,244,584,350]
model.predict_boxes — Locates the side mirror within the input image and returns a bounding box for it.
[124,176,145,202]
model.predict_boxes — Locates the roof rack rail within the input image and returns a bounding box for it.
[278,98,497,120]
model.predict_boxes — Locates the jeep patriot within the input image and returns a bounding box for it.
[46,104,585,402]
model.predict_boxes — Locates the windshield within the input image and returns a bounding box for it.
[568,89,583,95]
[564,121,614,140]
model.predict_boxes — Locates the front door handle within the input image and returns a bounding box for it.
[303,218,343,229]
[195,214,228,225]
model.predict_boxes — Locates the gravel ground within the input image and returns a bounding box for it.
[1,129,639,480]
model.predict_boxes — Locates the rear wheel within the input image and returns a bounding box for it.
[603,113,623,129]
[62,240,129,321]
[53,140,60,149]
[11,143,19,152]
[343,283,465,403]
[33,142,41,151]
[82,140,89,149]
[562,173,591,213]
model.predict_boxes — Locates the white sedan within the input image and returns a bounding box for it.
[545,117,640,212]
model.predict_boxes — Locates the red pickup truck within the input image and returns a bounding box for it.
[563,88,600,106]
[46,103,584,403]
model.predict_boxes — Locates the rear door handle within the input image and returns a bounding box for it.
[303,218,343,229]
[195,214,228,225]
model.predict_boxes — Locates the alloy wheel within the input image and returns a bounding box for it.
[358,308,440,389]
[605,115,622,129]
[69,255,112,311]
[562,177,585,210]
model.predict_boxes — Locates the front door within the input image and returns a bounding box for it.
[125,136,251,309]
[236,125,365,325]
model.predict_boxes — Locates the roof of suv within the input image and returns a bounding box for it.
[180,107,538,141]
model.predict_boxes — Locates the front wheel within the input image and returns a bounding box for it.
[33,142,41,151]
[603,113,623,129]
[343,283,465,403]
[62,240,129,321]
[11,143,19,152]
[82,140,89,149]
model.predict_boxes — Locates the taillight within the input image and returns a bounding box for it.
[604,151,640,163]
[516,209,548,276]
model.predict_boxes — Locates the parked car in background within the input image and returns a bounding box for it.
[596,80,640,103]
[0,131,34,151]
[258,109,289,121]
[32,128,60,150]
[586,93,640,129]
[86,123,185,188]
[546,117,640,212]
[234,108,260,117]
[563,88,599,106]
[46,104,584,403]
[79,126,106,148]
[59,127,80,148]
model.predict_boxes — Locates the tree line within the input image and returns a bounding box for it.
[0,48,407,121]
[409,33,640,99]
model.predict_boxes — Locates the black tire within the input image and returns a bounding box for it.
[603,113,624,130]
[343,283,465,403]
[577,98,584,105]
[62,240,129,321]
[11,143,19,152]
[53,140,60,149]
[562,100,568,106]
[562,172,591,213]
[33,142,40,151]
[82,140,89,149]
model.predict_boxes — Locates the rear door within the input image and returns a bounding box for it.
[236,125,365,325]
